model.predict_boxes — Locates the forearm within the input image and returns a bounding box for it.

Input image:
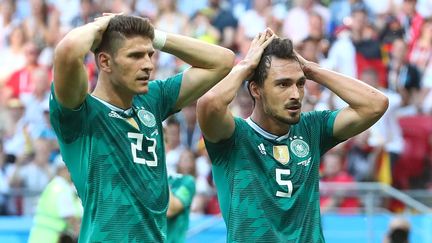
[161,32,234,70]
[167,191,184,218]
[306,64,387,114]
[207,62,252,107]
[55,23,102,60]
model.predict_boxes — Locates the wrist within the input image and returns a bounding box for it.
[301,61,320,80]
[236,60,255,79]
[153,29,167,50]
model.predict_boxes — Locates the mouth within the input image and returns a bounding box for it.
[136,76,149,83]
[285,104,301,112]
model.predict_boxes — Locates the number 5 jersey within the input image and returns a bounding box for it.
[204,110,342,243]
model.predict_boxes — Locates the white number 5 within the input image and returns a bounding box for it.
[128,132,158,166]
[275,168,293,197]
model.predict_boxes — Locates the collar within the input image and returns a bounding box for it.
[92,95,134,117]
[246,117,290,142]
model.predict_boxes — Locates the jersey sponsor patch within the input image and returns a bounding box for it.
[137,109,156,127]
[272,145,289,165]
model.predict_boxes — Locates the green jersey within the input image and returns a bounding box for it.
[167,174,195,243]
[205,110,341,243]
[49,73,183,242]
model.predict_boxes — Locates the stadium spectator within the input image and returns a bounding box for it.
[70,0,98,28]
[28,158,82,243]
[0,24,27,85]
[22,0,51,49]
[206,0,238,49]
[387,38,421,107]
[346,130,375,182]
[282,0,329,45]
[2,98,32,164]
[383,217,411,243]
[236,0,277,59]
[408,18,432,73]
[177,102,202,153]
[3,41,41,101]
[154,0,190,78]
[165,117,186,175]
[9,137,54,215]
[0,0,20,49]
[362,68,404,184]
[190,9,220,45]
[20,68,50,133]
[320,152,360,214]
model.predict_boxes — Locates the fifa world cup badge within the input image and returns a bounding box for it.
[273,145,290,165]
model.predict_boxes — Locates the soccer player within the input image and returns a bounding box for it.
[50,14,234,242]
[167,173,196,243]
[196,29,388,242]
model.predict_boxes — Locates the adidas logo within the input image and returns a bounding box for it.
[258,143,266,155]
[108,111,124,119]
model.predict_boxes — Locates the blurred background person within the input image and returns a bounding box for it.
[28,158,82,243]
[383,217,411,243]
[167,173,195,243]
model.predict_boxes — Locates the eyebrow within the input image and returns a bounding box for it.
[128,49,155,55]
[274,76,307,83]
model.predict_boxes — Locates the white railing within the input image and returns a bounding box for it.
[320,182,432,214]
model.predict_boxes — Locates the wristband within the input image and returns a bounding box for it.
[153,29,167,50]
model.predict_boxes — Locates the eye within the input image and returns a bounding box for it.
[297,80,306,88]
[129,53,143,59]
[278,82,288,88]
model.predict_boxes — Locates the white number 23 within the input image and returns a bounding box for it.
[128,132,158,166]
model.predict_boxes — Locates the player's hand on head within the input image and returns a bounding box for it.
[293,49,319,80]
[241,28,275,78]
[91,12,123,52]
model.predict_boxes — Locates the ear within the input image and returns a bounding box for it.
[98,52,112,73]
[249,81,261,100]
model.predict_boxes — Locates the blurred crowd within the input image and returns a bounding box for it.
[0,0,431,217]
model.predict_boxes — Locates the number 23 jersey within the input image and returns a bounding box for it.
[49,73,182,243]
[205,110,342,243]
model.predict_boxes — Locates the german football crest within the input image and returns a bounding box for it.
[290,138,309,158]
[137,109,156,127]
[273,145,290,165]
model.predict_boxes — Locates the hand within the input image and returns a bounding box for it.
[294,49,319,80]
[91,12,123,52]
[241,28,276,79]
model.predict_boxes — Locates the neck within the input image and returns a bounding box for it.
[92,77,134,109]
[250,108,291,136]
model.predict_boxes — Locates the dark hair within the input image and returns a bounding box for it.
[250,37,297,87]
[94,15,154,57]
[389,228,409,243]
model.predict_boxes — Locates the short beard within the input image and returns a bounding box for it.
[263,104,301,125]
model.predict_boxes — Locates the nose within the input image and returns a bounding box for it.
[289,85,300,100]
[141,56,154,73]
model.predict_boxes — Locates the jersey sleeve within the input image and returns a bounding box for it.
[317,109,343,155]
[204,117,242,166]
[146,72,183,120]
[173,175,196,208]
[49,83,88,144]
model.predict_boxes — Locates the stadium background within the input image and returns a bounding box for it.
[0,0,431,242]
